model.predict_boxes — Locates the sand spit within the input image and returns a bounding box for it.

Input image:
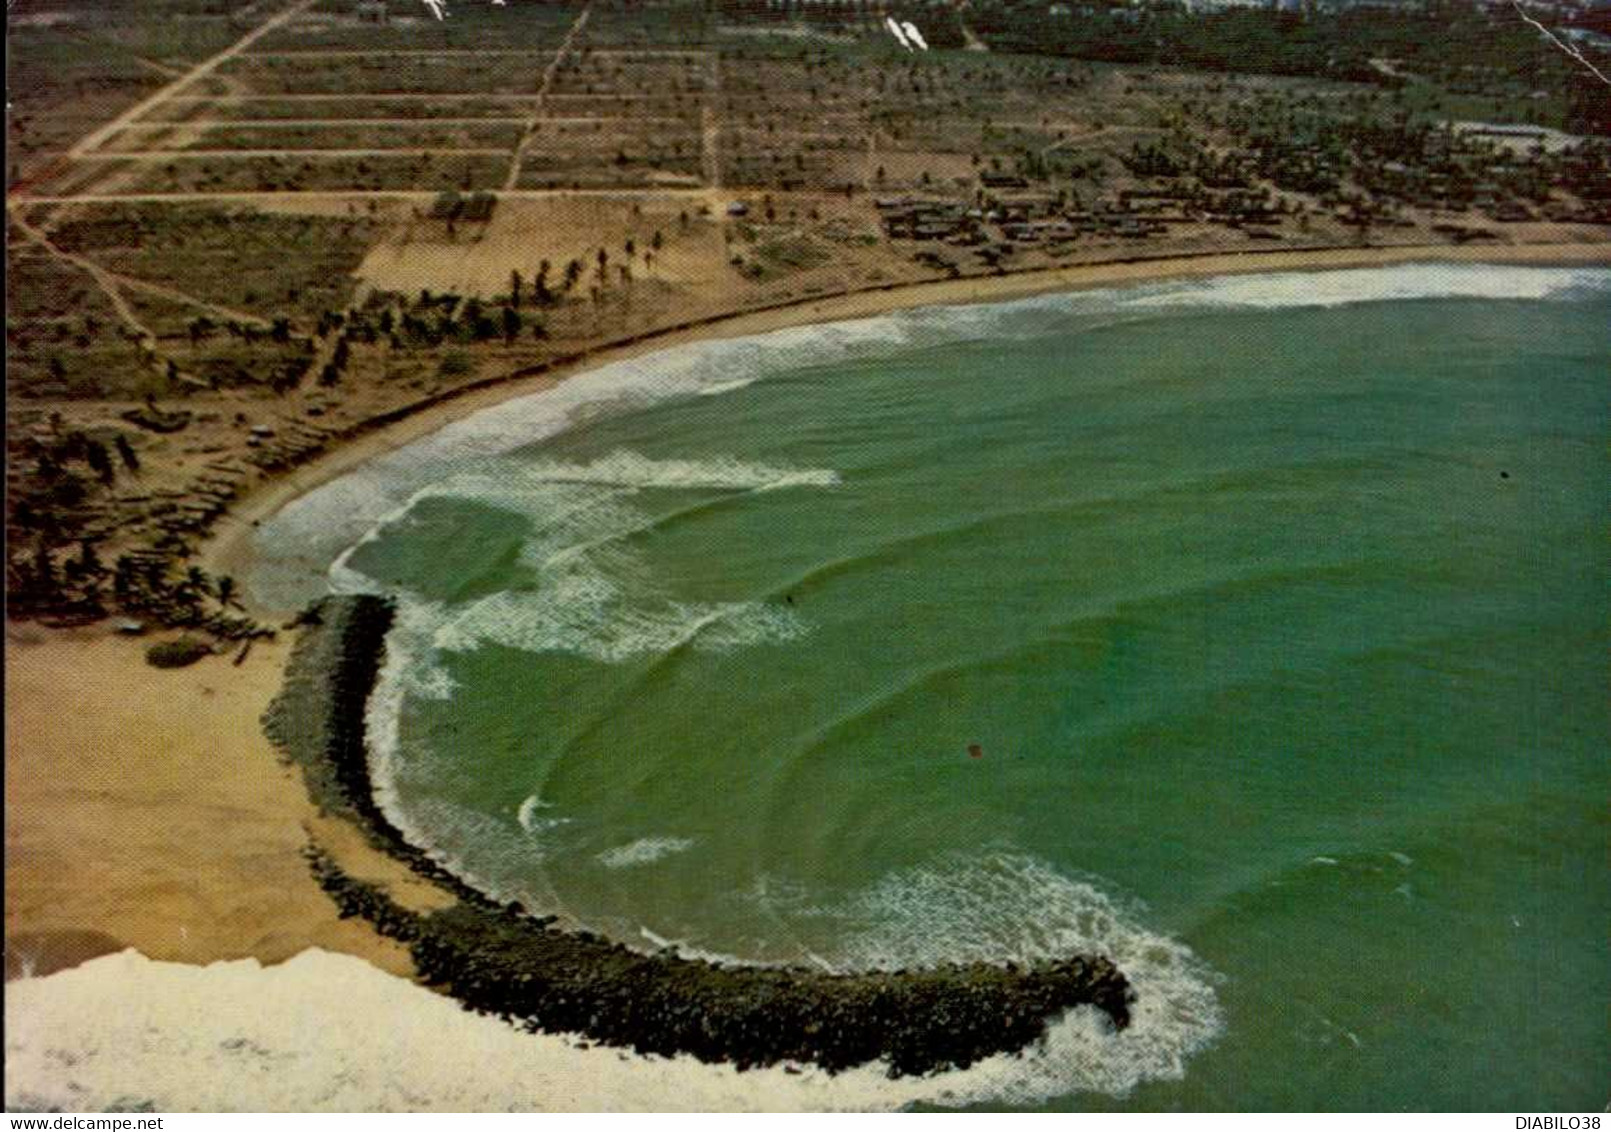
[266,594,1135,1078]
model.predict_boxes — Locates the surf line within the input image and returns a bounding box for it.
[265,592,1137,1076]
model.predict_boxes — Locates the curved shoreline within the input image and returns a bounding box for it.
[230,244,1607,1073]
[201,240,1611,613]
[267,594,1135,1076]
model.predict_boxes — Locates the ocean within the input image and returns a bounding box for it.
[12,264,1605,1112]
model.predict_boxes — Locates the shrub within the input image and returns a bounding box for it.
[438,352,473,378]
[145,637,212,668]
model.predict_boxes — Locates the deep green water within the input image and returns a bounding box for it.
[256,266,1609,1110]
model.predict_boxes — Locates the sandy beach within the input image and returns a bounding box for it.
[3,624,445,982]
[7,239,1610,990]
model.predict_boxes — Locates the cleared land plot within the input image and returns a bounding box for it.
[704,48,1184,189]
[720,151,861,191]
[216,53,556,94]
[6,245,159,400]
[115,152,510,192]
[355,196,731,299]
[577,1,711,47]
[546,56,708,96]
[7,31,167,181]
[517,141,705,188]
[99,121,527,153]
[728,127,866,152]
[532,116,702,139]
[47,204,384,323]
[543,92,708,115]
[140,94,550,120]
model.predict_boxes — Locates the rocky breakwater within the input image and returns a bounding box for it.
[266,594,1136,1078]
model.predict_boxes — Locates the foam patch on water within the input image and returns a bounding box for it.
[430,583,809,665]
[516,794,561,834]
[332,451,827,669]
[5,851,1222,1111]
[513,452,841,492]
[597,837,696,869]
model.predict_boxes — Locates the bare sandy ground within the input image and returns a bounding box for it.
[8,239,1609,989]
[3,625,447,982]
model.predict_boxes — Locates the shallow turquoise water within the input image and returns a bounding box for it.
[257,266,1609,1110]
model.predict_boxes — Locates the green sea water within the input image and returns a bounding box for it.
[255,265,1609,1110]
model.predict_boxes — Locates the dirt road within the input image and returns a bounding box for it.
[69,0,322,159]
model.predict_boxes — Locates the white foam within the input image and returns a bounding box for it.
[429,577,809,666]
[633,928,790,970]
[439,452,840,499]
[597,837,696,869]
[697,377,758,397]
[5,852,1223,1111]
[338,450,828,669]
[516,794,556,834]
[1124,263,1609,311]
[751,851,1226,1103]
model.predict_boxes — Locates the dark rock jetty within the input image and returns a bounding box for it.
[265,594,1135,1078]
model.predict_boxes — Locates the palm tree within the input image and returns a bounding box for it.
[184,566,211,601]
[216,575,240,610]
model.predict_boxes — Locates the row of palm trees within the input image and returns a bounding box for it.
[7,533,262,640]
